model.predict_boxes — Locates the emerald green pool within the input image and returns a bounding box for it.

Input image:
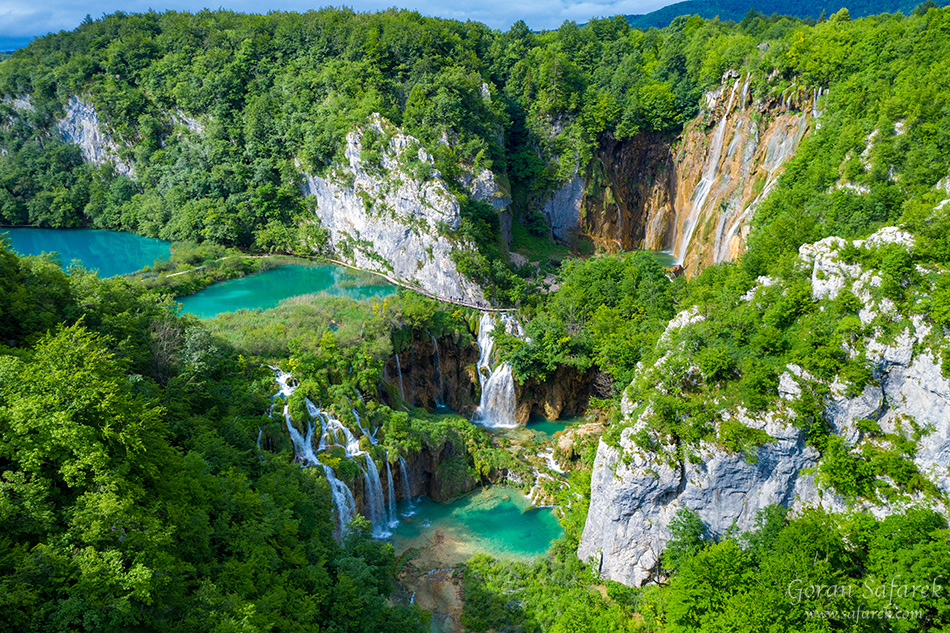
[391,486,562,566]
[526,414,575,437]
[178,264,398,318]
[2,228,170,277]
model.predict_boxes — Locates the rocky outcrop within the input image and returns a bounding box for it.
[541,74,817,273]
[578,407,832,586]
[515,364,595,425]
[542,172,585,243]
[578,227,950,587]
[383,333,480,416]
[301,115,486,302]
[56,95,134,177]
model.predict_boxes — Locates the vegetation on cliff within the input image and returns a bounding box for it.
[4,6,950,300]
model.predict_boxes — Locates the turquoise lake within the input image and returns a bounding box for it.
[2,228,171,277]
[178,264,398,318]
[391,486,562,566]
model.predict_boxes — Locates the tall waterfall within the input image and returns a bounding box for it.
[399,456,414,515]
[385,452,397,526]
[394,353,406,402]
[675,78,740,264]
[362,453,389,537]
[430,334,445,407]
[472,313,520,428]
[323,464,356,535]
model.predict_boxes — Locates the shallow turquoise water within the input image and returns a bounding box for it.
[178,264,398,318]
[526,414,575,437]
[2,228,170,277]
[391,486,562,564]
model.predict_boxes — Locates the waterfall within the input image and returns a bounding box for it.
[362,453,389,537]
[385,452,397,526]
[675,77,740,264]
[399,456,414,515]
[472,313,520,428]
[395,353,406,402]
[430,334,445,407]
[271,367,397,540]
[353,407,377,445]
[324,464,356,536]
[282,403,319,465]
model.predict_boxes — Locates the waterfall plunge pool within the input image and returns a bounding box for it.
[390,486,563,568]
[178,263,398,318]
[2,228,171,277]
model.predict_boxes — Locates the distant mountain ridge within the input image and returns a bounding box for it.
[625,0,948,28]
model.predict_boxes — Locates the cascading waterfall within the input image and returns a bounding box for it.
[362,452,389,537]
[270,367,399,539]
[385,452,397,526]
[324,464,356,535]
[472,313,520,429]
[675,77,740,264]
[430,334,445,407]
[394,353,406,402]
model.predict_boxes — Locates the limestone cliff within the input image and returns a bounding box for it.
[301,116,490,302]
[578,227,950,587]
[56,95,134,177]
[542,74,818,274]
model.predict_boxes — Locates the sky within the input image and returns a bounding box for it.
[0,0,676,50]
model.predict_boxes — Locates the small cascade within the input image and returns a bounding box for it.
[675,77,740,264]
[398,456,414,515]
[362,453,389,537]
[283,403,319,465]
[472,313,520,428]
[385,452,398,526]
[538,448,565,474]
[528,472,556,506]
[394,353,406,402]
[430,334,445,407]
[353,408,378,445]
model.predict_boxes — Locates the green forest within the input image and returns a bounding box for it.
[2,3,950,632]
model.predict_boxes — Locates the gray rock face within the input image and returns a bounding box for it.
[542,173,584,242]
[461,167,512,245]
[56,95,133,177]
[301,115,484,302]
[579,228,950,587]
[581,352,836,587]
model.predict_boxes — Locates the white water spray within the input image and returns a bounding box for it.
[394,354,406,402]
[472,313,521,428]
[385,452,397,526]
